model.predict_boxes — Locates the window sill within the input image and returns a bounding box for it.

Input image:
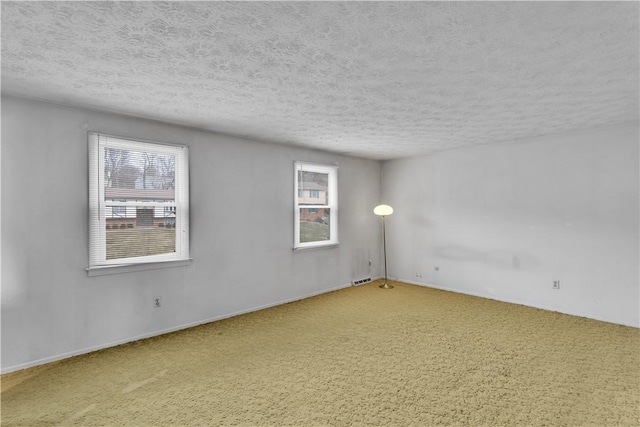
[293,242,340,252]
[86,258,192,277]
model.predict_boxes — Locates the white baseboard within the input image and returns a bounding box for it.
[399,278,639,328]
[1,282,353,374]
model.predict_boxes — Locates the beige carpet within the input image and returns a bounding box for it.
[2,281,639,426]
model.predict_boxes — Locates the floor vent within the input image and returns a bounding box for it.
[352,277,372,286]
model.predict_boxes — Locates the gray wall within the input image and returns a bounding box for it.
[381,123,639,327]
[1,96,382,372]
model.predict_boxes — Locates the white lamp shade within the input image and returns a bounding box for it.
[374,204,393,216]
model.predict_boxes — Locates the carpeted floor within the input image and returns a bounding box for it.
[2,281,639,426]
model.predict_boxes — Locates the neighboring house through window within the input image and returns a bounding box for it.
[294,161,338,249]
[88,132,189,271]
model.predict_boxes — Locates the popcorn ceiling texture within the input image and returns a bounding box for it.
[2,282,638,426]
[1,1,638,159]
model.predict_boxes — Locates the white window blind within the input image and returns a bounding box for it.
[88,133,189,270]
[294,161,338,249]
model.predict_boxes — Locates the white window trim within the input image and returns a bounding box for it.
[87,132,190,274]
[294,161,338,250]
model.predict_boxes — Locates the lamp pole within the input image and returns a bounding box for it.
[379,214,393,289]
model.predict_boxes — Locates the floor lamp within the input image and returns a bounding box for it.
[374,204,394,289]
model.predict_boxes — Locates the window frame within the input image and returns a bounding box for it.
[294,161,338,250]
[87,132,190,274]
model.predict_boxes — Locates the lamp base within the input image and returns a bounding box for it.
[379,282,394,289]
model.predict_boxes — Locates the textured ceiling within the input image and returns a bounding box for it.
[2,1,638,160]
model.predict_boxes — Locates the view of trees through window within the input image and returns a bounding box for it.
[104,147,177,260]
[104,148,175,191]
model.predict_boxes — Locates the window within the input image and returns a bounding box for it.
[294,162,338,249]
[88,133,189,272]
[111,206,126,217]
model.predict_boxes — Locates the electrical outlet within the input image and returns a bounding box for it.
[153,296,162,308]
[415,272,423,278]
[553,280,560,289]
